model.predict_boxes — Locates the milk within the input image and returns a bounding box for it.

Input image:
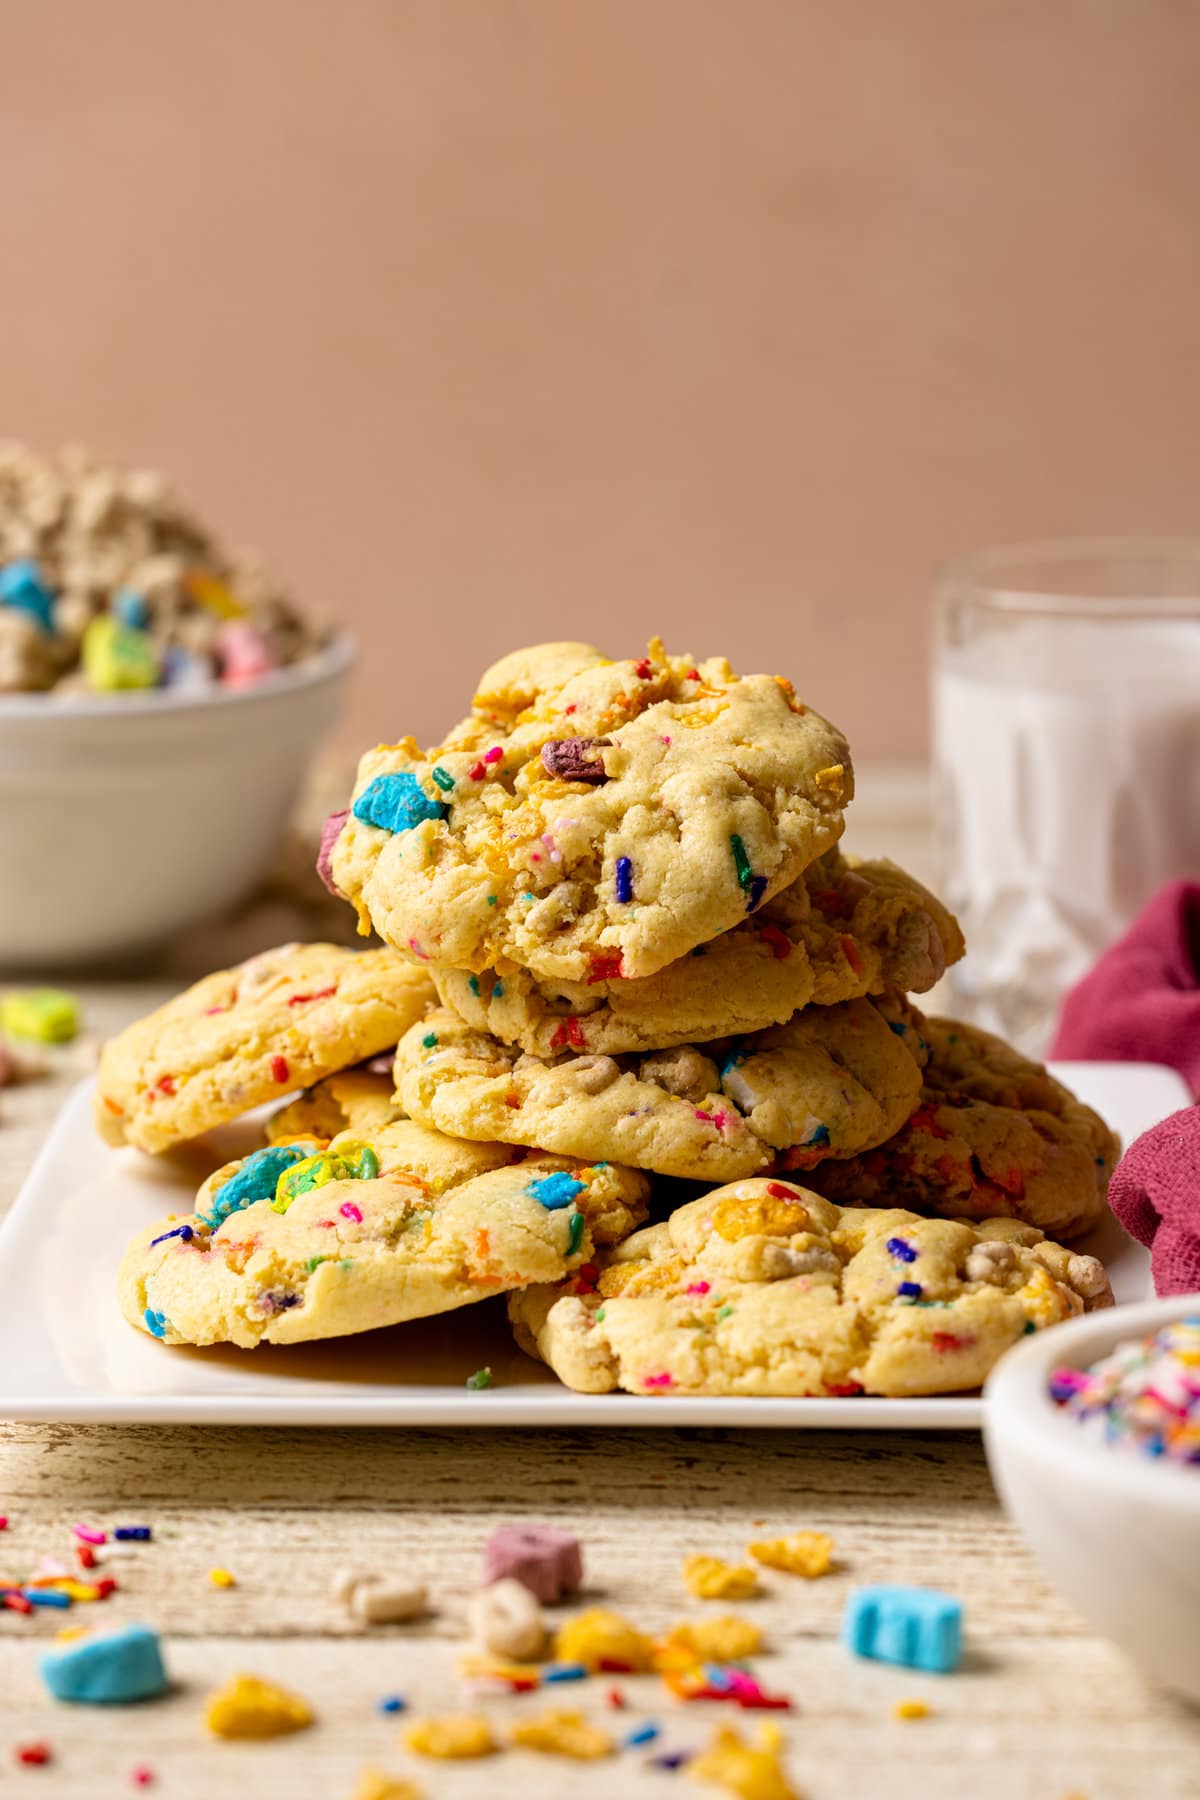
[933,612,1200,1051]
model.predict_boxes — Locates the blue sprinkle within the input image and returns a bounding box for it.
[468,975,481,996]
[543,1661,588,1683]
[114,1526,152,1541]
[746,873,768,912]
[143,1309,169,1340]
[650,1750,694,1770]
[888,1019,908,1037]
[149,1224,194,1248]
[377,1693,407,1714]
[703,1664,734,1689]
[25,1588,72,1609]
[805,1123,831,1148]
[353,771,447,835]
[493,980,505,998]
[526,1172,585,1210]
[720,1052,746,1076]
[615,856,634,904]
[624,1722,661,1747]
[897,1280,923,1299]
[0,558,54,632]
[886,1236,918,1264]
[113,588,150,629]
[197,1144,310,1229]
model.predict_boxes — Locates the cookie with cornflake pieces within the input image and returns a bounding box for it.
[508,1177,1113,1398]
[328,639,852,984]
[95,944,434,1154]
[393,998,926,1182]
[802,1017,1120,1241]
[119,1134,648,1349]
[433,852,963,1058]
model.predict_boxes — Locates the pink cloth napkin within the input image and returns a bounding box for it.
[1052,880,1200,1295]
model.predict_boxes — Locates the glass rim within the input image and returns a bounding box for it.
[936,537,1200,618]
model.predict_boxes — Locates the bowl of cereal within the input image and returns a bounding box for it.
[0,444,353,968]
[984,1296,1200,1703]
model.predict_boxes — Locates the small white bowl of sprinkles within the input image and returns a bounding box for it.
[984,1296,1200,1704]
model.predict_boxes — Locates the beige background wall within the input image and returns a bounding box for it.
[2,1,1198,759]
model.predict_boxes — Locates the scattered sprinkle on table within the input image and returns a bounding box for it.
[892,1698,931,1720]
[14,1741,53,1767]
[377,1693,407,1714]
[208,1567,236,1588]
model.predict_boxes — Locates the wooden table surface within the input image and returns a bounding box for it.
[2,880,1199,1797]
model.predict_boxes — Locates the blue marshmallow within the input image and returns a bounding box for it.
[0,559,54,633]
[197,1144,310,1229]
[40,1623,169,1705]
[843,1585,963,1673]
[352,771,447,835]
[526,1172,585,1210]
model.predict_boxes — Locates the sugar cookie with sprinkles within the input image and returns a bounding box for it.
[393,998,926,1181]
[433,852,964,1058]
[508,1177,1113,1398]
[119,1136,648,1349]
[802,1016,1120,1241]
[95,944,434,1154]
[328,639,852,984]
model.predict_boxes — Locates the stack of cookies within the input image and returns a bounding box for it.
[102,640,1119,1399]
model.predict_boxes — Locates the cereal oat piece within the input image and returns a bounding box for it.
[509,1179,1112,1399]
[120,1152,647,1350]
[203,1673,313,1738]
[688,1722,798,1800]
[331,640,852,983]
[468,1579,547,1662]
[683,1557,760,1601]
[395,996,926,1182]
[508,1710,614,1759]
[95,944,435,1154]
[482,1524,583,1602]
[404,1714,497,1759]
[434,852,963,1057]
[747,1534,834,1579]
[553,1607,656,1672]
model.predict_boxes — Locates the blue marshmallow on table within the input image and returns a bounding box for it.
[40,1623,169,1705]
[843,1585,963,1673]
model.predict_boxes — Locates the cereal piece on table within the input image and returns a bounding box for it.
[747,1534,834,1579]
[688,1722,797,1800]
[1,988,79,1044]
[892,1699,931,1720]
[661,1615,764,1663]
[39,1623,168,1705]
[843,1586,963,1673]
[333,1570,428,1625]
[203,1673,314,1738]
[482,1524,583,1603]
[350,1769,423,1800]
[554,1607,656,1672]
[683,1556,760,1601]
[403,1714,497,1758]
[508,1710,614,1759]
[467,1578,548,1662]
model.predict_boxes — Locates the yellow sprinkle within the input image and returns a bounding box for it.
[208,1568,237,1588]
[508,1710,614,1760]
[892,1699,931,1721]
[54,1579,103,1603]
[55,1626,88,1642]
[747,1533,834,1579]
[204,1673,313,1739]
[688,1722,797,1800]
[554,1606,656,1672]
[350,1770,423,1800]
[404,1715,497,1759]
[683,1555,760,1600]
[661,1615,764,1663]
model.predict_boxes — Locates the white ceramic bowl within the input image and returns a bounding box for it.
[0,635,354,969]
[984,1294,1200,1703]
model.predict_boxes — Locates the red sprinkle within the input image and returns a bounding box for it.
[339,1202,363,1224]
[598,1657,637,1673]
[155,1075,176,1097]
[607,1688,627,1709]
[130,1768,155,1789]
[685,1280,711,1295]
[76,1544,97,1570]
[685,667,700,680]
[270,1056,290,1084]
[2,1592,33,1614]
[564,703,577,715]
[931,1332,969,1354]
[94,1577,118,1598]
[909,1104,951,1140]
[826,1381,864,1397]
[634,658,652,680]
[550,1017,587,1051]
[812,888,851,917]
[286,986,336,1007]
[0,1515,7,1530]
[766,1182,800,1201]
[15,1743,52,1766]
[484,746,503,764]
[587,951,624,984]
[505,1093,521,1109]
[468,761,486,781]
[841,934,864,974]
[758,924,792,959]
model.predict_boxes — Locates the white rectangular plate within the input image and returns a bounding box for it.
[0,1063,1186,1428]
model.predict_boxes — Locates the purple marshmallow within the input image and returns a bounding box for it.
[317,808,350,896]
[482,1524,583,1603]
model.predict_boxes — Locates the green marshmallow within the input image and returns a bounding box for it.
[1,987,80,1044]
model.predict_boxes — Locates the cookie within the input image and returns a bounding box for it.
[119,1136,649,1349]
[96,944,434,1154]
[803,1017,1120,1240]
[508,1177,1113,1398]
[394,998,926,1182]
[433,853,964,1057]
[329,639,852,983]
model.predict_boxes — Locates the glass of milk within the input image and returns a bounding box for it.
[933,540,1200,1054]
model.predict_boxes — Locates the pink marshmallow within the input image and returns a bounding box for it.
[482,1524,583,1603]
